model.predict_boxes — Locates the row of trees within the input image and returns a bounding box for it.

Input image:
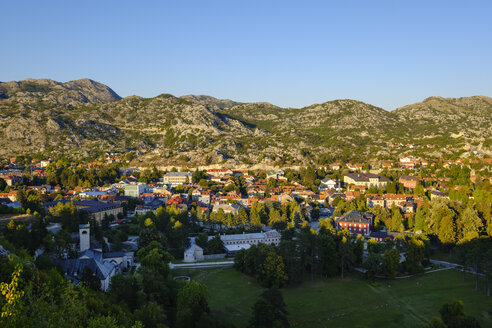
[363,236,429,280]
[235,228,365,286]
[234,243,289,288]
[137,205,196,258]
[412,197,491,245]
[44,162,120,189]
[234,228,432,286]
[201,200,307,231]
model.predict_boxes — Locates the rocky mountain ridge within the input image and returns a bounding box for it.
[0,78,490,165]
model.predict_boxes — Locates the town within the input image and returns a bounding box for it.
[1,150,491,327]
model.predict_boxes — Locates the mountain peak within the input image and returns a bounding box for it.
[0,78,121,106]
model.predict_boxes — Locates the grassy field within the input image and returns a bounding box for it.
[173,268,492,328]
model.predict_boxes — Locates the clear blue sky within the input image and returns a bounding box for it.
[2,1,491,110]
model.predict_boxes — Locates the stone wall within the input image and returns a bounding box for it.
[203,253,227,260]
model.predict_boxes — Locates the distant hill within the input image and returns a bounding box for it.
[0,78,490,165]
[393,96,492,141]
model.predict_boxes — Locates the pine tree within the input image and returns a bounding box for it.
[391,207,404,232]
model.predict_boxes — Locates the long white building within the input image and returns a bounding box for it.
[216,230,281,254]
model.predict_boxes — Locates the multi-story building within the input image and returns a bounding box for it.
[124,183,146,198]
[163,172,192,186]
[217,230,281,254]
[399,175,419,189]
[44,200,123,223]
[336,210,374,235]
[343,173,389,189]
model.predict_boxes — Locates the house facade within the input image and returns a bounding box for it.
[399,175,419,189]
[336,210,374,235]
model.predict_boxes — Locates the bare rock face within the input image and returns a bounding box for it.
[46,118,62,132]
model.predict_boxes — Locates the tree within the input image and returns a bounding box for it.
[278,239,303,285]
[414,183,425,197]
[238,206,249,226]
[438,300,481,328]
[261,252,288,288]
[250,206,262,227]
[467,239,485,291]
[438,215,457,245]
[457,206,483,242]
[139,218,162,248]
[192,169,207,183]
[87,316,123,328]
[208,235,224,254]
[318,233,338,277]
[370,205,390,230]
[268,208,282,226]
[414,203,429,232]
[382,248,400,278]
[363,252,382,281]
[81,267,101,291]
[338,235,354,279]
[404,237,424,274]
[138,242,173,275]
[195,233,208,252]
[428,198,456,235]
[176,281,209,328]
[391,206,404,232]
[134,301,167,328]
[109,274,141,311]
[249,289,289,328]
[0,263,24,323]
[386,182,397,194]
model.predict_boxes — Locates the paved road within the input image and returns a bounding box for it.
[430,259,482,276]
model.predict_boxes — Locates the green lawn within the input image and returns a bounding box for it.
[173,268,492,328]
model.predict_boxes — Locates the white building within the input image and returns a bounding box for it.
[163,172,193,186]
[124,183,146,198]
[319,178,337,190]
[212,203,241,216]
[183,244,204,262]
[217,230,281,254]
